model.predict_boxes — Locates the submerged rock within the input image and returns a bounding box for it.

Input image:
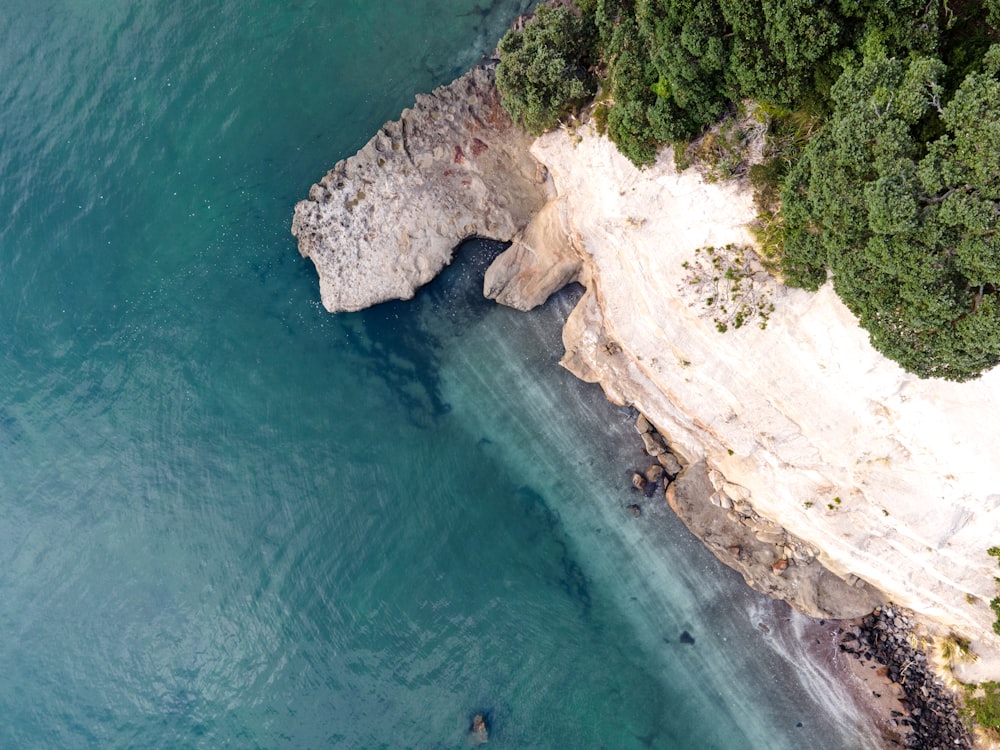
[469,713,489,744]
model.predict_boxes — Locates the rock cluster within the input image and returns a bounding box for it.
[627,414,684,501]
[839,606,972,749]
[292,63,551,312]
[634,413,683,477]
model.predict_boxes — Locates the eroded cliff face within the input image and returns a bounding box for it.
[527,124,1000,680]
[291,64,550,312]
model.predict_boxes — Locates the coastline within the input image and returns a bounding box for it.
[525,119,1000,679]
[634,420,972,747]
[626,423,926,745]
[291,61,986,746]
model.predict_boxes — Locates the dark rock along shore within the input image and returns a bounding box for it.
[842,606,972,749]
[628,414,973,748]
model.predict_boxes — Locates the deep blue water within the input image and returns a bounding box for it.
[0,2,881,748]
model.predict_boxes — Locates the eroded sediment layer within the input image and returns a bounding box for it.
[292,63,550,312]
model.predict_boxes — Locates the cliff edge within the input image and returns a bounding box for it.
[291,67,1000,681]
[525,123,1000,681]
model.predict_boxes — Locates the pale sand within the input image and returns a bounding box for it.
[817,620,909,746]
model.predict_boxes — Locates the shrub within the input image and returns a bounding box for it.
[964,681,1000,734]
[495,6,595,135]
[681,244,776,332]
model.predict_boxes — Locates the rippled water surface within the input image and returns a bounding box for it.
[0,2,880,748]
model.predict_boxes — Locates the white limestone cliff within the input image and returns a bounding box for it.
[529,123,1000,681]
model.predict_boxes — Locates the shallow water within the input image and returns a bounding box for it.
[0,2,880,747]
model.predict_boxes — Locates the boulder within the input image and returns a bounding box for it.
[644,464,664,484]
[756,530,786,546]
[657,452,683,476]
[640,430,666,456]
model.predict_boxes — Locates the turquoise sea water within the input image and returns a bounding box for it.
[0,2,881,748]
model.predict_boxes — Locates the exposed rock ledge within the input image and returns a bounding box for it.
[291,63,550,312]
[292,70,1000,681]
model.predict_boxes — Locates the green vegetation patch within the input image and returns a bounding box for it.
[781,48,1000,381]
[963,681,1000,735]
[495,6,595,135]
[681,244,775,333]
[495,0,1000,381]
[989,547,1000,635]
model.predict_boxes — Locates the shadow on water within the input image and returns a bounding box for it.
[512,484,593,618]
[0,407,23,446]
[336,238,511,429]
[332,233,599,619]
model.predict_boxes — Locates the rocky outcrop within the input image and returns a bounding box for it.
[630,412,883,618]
[469,713,489,744]
[483,198,581,310]
[292,63,1000,681]
[292,63,551,312]
[667,461,884,619]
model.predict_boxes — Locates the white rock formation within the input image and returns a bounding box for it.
[483,199,581,311]
[532,123,1000,680]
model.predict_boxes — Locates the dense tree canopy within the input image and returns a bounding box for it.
[782,49,1000,380]
[497,0,1000,380]
[495,6,594,134]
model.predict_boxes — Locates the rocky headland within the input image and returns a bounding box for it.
[291,64,551,313]
[293,60,1000,743]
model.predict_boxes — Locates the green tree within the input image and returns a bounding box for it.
[781,48,1000,380]
[495,6,595,135]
